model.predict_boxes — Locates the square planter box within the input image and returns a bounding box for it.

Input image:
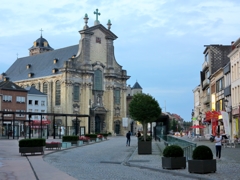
[162,157,186,169]
[138,141,152,154]
[46,143,62,150]
[90,138,96,142]
[188,159,216,174]
[62,142,71,148]
[77,140,83,146]
[19,146,45,156]
[83,139,90,144]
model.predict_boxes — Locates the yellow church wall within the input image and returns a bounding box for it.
[90,29,107,65]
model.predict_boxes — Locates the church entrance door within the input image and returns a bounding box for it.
[95,115,101,133]
[115,124,120,135]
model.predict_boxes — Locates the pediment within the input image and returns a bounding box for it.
[79,24,118,40]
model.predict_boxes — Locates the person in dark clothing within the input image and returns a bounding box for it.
[126,131,131,146]
[137,131,141,138]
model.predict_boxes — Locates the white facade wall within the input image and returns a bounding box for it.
[27,94,47,120]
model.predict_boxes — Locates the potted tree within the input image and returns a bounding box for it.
[162,145,186,169]
[188,145,216,173]
[129,93,161,154]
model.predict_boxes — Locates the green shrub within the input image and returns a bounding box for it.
[163,145,184,157]
[85,134,97,138]
[108,132,112,135]
[192,145,213,160]
[62,136,79,142]
[138,135,152,141]
[19,138,46,147]
[98,133,108,137]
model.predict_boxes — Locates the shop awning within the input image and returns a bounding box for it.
[31,120,51,125]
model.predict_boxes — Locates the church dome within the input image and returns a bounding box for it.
[29,35,53,50]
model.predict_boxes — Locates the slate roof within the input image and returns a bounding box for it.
[0,81,27,91]
[5,45,78,82]
[132,82,142,89]
[25,86,47,96]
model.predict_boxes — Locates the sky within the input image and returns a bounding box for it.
[0,0,240,122]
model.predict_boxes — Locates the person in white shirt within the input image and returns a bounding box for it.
[214,133,222,159]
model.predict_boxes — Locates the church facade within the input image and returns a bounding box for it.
[3,11,131,135]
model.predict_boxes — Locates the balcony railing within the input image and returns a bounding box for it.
[203,95,210,104]
[202,61,209,70]
[202,79,210,89]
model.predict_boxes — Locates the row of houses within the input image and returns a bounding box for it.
[193,38,240,138]
[0,80,48,137]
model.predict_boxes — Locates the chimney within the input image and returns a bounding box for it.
[231,41,235,50]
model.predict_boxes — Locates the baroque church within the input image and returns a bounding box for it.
[2,10,142,135]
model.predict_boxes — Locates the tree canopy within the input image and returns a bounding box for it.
[129,93,161,124]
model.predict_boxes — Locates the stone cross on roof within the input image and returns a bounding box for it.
[40,28,43,37]
[94,9,100,25]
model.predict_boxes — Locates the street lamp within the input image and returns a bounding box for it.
[198,112,202,136]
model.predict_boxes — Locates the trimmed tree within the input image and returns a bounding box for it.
[129,93,161,141]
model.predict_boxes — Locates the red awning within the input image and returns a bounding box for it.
[31,120,51,125]
[204,111,221,122]
[190,125,206,129]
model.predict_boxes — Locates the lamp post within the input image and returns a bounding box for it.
[198,112,202,136]
[191,109,194,136]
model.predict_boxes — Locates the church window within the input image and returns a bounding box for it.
[114,89,120,104]
[55,80,61,105]
[43,82,48,94]
[73,85,80,101]
[94,69,103,90]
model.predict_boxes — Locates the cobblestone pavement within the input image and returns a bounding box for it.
[128,136,240,180]
[44,136,199,180]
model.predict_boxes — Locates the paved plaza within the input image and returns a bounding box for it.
[0,136,240,180]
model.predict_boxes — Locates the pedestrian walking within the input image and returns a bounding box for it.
[214,133,222,159]
[126,131,131,146]
[188,131,191,138]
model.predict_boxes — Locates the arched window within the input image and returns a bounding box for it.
[31,84,35,88]
[73,84,80,101]
[55,81,61,105]
[94,69,103,90]
[43,82,48,94]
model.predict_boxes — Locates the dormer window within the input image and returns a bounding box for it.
[4,77,9,81]
[53,58,58,64]
[72,55,76,58]
[44,41,48,47]
[34,41,37,47]
[52,68,58,74]
[26,64,31,69]
[28,73,34,78]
